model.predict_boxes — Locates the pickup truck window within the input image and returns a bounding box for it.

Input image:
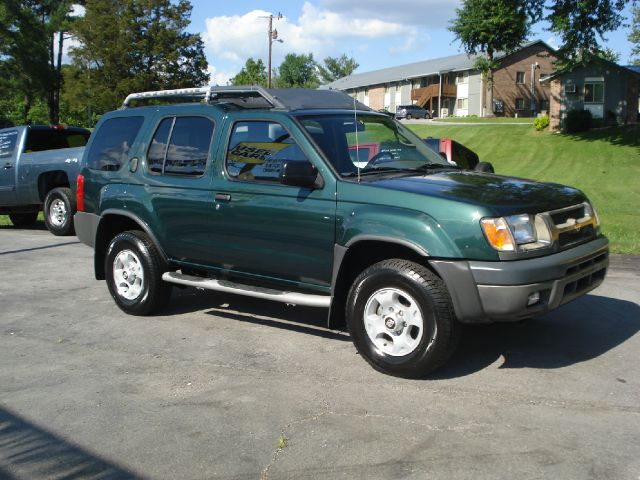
[147,116,214,176]
[24,129,90,153]
[225,121,309,183]
[87,116,144,171]
[0,130,18,158]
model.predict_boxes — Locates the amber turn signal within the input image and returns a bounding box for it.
[481,218,515,251]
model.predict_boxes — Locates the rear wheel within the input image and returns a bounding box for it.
[105,230,172,315]
[346,259,459,378]
[9,212,38,227]
[406,113,412,120]
[44,187,75,236]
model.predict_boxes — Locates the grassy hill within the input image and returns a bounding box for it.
[408,123,640,254]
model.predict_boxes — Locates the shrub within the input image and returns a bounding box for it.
[564,109,592,132]
[533,115,550,131]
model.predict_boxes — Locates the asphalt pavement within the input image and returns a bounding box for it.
[1,227,639,479]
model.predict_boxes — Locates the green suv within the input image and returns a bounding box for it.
[74,86,608,378]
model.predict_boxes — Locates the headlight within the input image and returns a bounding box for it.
[505,214,536,244]
[586,202,600,229]
[481,214,551,252]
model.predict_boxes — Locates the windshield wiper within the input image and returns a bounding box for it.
[416,162,460,171]
[342,166,422,177]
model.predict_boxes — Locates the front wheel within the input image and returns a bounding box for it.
[105,230,172,315]
[346,259,459,378]
[44,187,75,236]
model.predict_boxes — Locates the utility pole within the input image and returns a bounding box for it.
[264,12,282,88]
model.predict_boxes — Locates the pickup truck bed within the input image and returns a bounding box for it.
[0,125,90,235]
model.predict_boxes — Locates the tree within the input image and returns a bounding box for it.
[317,54,359,83]
[541,0,629,64]
[69,0,209,115]
[0,0,75,124]
[230,58,267,86]
[594,47,621,63]
[630,5,640,65]
[449,0,531,115]
[276,53,319,88]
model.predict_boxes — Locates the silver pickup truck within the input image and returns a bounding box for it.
[0,125,91,235]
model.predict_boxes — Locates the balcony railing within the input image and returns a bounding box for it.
[411,84,457,107]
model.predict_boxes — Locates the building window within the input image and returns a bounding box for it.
[515,98,525,110]
[584,82,604,103]
[516,71,525,84]
[457,98,468,109]
[455,72,468,84]
[539,99,549,111]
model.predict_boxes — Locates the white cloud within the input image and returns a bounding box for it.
[70,4,85,17]
[201,2,417,81]
[207,65,236,86]
[53,34,80,65]
[320,0,461,27]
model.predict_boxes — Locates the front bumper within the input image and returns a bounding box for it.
[431,237,609,323]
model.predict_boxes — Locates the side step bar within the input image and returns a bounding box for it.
[162,272,331,308]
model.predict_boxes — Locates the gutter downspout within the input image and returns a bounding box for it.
[438,73,442,118]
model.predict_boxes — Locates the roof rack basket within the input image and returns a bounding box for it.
[121,85,286,109]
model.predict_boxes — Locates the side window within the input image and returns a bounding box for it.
[225,121,309,183]
[87,116,144,171]
[147,116,214,176]
[147,118,173,173]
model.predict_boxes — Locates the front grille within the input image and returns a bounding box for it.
[543,202,597,250]
[550,204,586,226]
[558,225,596,247]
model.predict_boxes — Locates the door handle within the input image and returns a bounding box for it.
[214,193,231,202]
[4,162,12,169]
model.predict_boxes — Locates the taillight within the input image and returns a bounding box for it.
[76,174,84,211]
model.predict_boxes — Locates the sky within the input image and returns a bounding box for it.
[188,0,638,86]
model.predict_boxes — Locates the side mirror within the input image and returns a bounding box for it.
[279,161,322,188]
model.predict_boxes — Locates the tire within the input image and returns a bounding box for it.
[9,211,38,227]
[105,230,172,315]
[406,113,412,120]
[475,161,495,173]
[346,259,459,378]
[43,187,75,236]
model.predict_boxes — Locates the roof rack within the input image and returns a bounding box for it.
[121,85,286,109]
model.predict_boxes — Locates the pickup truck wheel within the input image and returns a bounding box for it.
[346,259,459,378]
[43,187,75,236]
[9,212,38,227]
[105,230,172,316]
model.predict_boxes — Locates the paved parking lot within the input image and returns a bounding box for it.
[1,227,639,479]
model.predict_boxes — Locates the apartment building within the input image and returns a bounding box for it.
[324,41,557,118]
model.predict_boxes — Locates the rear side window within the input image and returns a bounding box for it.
[146,116,214,176]
[0,130,19,158]
[87,116,144,171]
[25,129,90,152]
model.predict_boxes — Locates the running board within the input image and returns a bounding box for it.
[162,272,331,308]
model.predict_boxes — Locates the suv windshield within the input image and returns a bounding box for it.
[298,114,449,178]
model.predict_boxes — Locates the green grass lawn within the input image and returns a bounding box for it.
[409,123,640,254]
[433,117,533,124]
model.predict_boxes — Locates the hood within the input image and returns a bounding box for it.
[368,170,586,215]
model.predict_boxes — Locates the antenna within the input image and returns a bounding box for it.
[353,95,361,183]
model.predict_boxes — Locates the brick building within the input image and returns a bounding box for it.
[324,41,557,118]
